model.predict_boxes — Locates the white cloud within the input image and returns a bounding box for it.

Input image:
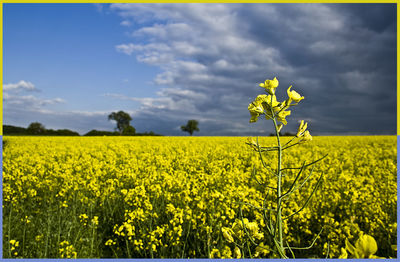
[4,80,37,91]
[5,93,64,109]
[120,20,131,26]
[4,80,70,130]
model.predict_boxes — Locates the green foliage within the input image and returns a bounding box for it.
[108,111,133,133]
[181,120,199,136]
[84,130,120,136]
[44,129,80,136]
[134,131,162,136]
[4,125,29,135]
[122,125,136,136]
[27,122,46,135]
[4,124,79,136]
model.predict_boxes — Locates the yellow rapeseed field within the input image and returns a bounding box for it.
[2,136,396,258]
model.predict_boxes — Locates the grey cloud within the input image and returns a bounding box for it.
[109,3,396,135]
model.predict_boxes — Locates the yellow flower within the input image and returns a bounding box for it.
[92,216,99,226]
[248,94,278,122]
[339,247,348,259]
[249,111,259,123]
[222,227,234,243]
[355,234,378,258]
[276,110,291,125]
[254,243,270,257]
[248,95,266,123]
[210,248,220,258]
[345,234,379,258]
[300,130,312,143]
[296,120,308,137]
[259,77,279,95]
[234,246,241,258]
[35,235,44,242]
[79,214,88,226]
[221,245,232,258]
[248,96,266,115]
[287,85,304,103]
[246,137,257,146]
[266,95,279,108]
[263,95,280,120]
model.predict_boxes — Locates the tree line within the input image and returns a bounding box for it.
[4,110,200,136]
[4,123,80,136]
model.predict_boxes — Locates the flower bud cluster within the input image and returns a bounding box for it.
[248,77,311,142]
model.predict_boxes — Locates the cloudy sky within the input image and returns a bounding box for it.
[4,3,396,136]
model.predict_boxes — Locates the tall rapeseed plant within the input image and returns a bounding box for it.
[225,77,327,258]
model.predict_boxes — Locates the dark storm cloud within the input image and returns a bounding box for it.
[110,3,396,135]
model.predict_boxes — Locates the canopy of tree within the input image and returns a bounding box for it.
[122,125,136,136]
[27,122,46,135]
[181,120,199,136]
[108,111,133,133]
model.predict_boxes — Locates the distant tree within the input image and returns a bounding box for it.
[135,131,161,136]
[48,129,80,136]
[3,125,29,135]
[181,120,199,136]
[108,111,133,134]
[84,130,119,136]
[122,125,136,136]
[27,122,46,135]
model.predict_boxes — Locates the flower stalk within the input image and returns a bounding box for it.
[225,76,327,258]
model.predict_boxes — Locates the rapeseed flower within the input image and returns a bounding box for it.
[301,130,312,142]
[248,94,279,123]
[259,77,279,95]
[355,234,378,258]
[296,120,308,137]
[287,86,304,103]
[276,110,291,125]
[222,227,234,243]
[345,234,379,258]
[234,246,241,258]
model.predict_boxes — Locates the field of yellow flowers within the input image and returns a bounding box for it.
[2,136,396,258]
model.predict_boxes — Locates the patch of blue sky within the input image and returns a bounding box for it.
[4,3,163,113]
